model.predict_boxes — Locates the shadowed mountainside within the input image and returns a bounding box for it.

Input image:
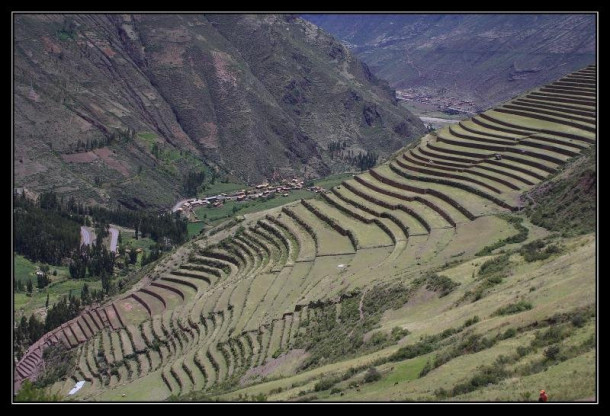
[14,14,424,209]
[303,14,595,113]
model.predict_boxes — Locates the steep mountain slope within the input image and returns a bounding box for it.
[304,14,595,112]
[14,14,424,208]
[15,66,596,401]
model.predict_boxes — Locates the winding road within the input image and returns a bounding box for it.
[109,227,119,253]
[80,225,119,252]
[80,226,95,248]
[172,199,190,213]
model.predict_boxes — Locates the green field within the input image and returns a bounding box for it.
[187,222,206,238]
[14,254,39,284]
[313,173,354,190]
[194,190,315,226]
[15,276,103,321]
[198,182,245,198]
[13,253,72,288]
[136,131,159,145]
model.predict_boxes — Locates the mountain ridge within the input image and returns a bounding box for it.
[303,14,596,112]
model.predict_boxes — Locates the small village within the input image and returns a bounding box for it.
[174,178,327,216]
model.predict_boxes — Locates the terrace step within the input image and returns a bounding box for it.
[271,213,316,262]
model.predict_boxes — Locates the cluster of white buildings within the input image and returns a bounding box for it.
[175,178,314,214]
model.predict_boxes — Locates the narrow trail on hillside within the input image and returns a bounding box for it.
[359,289,368,321]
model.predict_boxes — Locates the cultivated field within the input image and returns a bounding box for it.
[15,66,597,402]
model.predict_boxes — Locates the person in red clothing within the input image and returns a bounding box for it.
[539,390,548,402]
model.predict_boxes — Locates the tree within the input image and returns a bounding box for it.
[15,380,61,401]
[151,143,160,159]
[45,293,50,308]
[101,270,111,294]
[26,279,33,294]
[28,314,44,343]
[129,250,138,264]
[81,283,90,305]
[36,272,49,289]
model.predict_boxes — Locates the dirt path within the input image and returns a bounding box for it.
[171,199,190,213]
[359,289,368,321]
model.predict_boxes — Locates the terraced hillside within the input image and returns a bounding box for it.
[14,66,596,401]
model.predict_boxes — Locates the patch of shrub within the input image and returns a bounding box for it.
[419,360,433,378]
[531,325,571,348]
[462,316,480,328]
[498,327,517,340]
[295,394,318,402]
[459,255,514,303]
[314,375,341,392]
[367,331,389,346]
[520,239,562,262]
[493,301,533,316]
[342,367,362,380]
[516,345,532,357]
[571,313,587,328]
[388,339,436,362]
[434,387,449,399]
[478,254,511,280]
[391,326,410,341]
[451,363,508,397]
[434,333,498,369]
[476,216,528,256]
[15,380,61,402]
[494,354,512,365]
[330,387,342,395]
[544,345,561,361]
[417,273,460,297]
[295,283,416,370]
[363,367,382,383]
[440,327,459,339]
[34,344,76,388]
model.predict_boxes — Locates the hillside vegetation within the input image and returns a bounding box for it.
[14,66,596,402]
[14,14,423,209]
[524,146,596,236]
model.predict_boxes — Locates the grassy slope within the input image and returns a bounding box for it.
[33,65,596,401]
[194,190,316,226]
[212,233,595,402]
[14,257,103,322]
[14,225,157,321]
[14,254,38,284]
[525,147,596,237]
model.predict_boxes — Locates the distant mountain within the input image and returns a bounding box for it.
[14,14,424,209]
[303,14,595,112]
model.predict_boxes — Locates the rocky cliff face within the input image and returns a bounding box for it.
[14,14,424,208]
[304,14,596,112]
